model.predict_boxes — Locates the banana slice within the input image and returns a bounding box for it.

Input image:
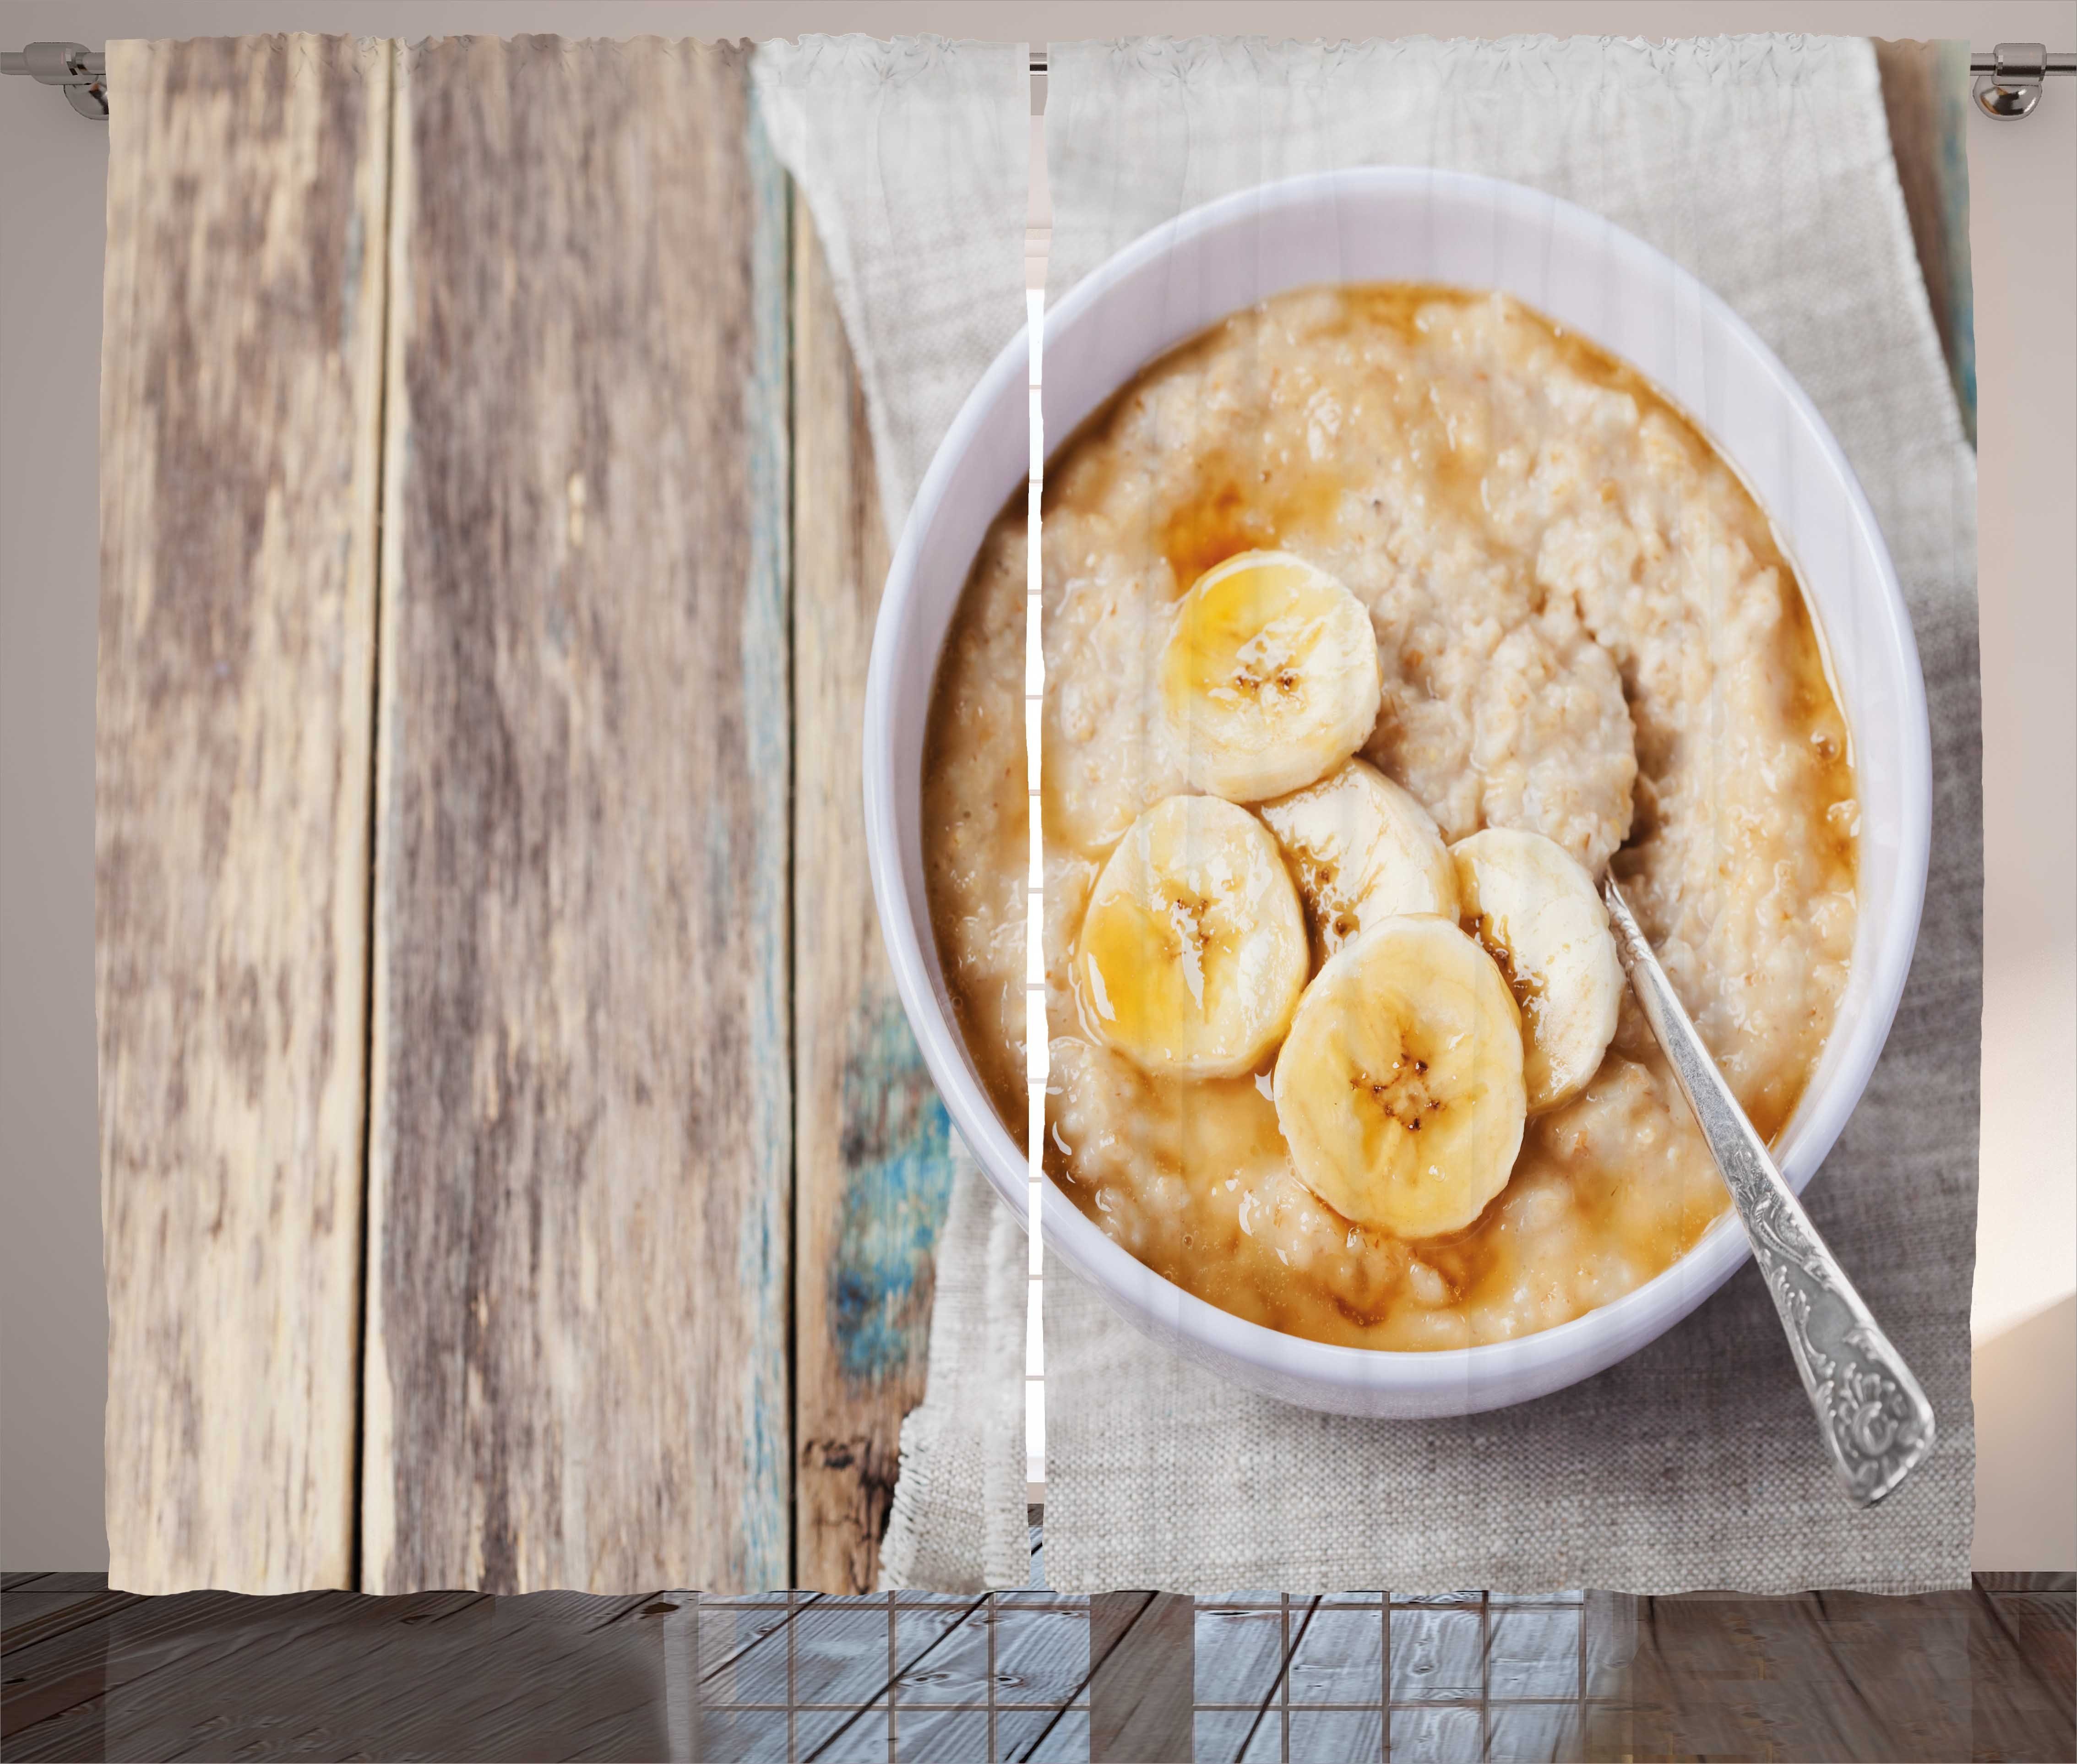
[1260,759,1460,956]
[1274,916,1526,1237]
[1072,794,1308,1079]
[1160,550,1383,803]
[1451,828,1622,1115]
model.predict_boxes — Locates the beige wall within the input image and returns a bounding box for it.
[3,0,2070,1572]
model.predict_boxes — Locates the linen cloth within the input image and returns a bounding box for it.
[875,1147,1033,1591]
[1038,34,1979,1597]
[753,35,1029,541]
[770,33,1980,1595]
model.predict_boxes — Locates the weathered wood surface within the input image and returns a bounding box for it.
[1622,1590,1959,1761]
[1,1587,146,1659]
[1,1583,664,1762]
[95,33,391,1597]
[789,188,958,1595]
[1089,1592,1194,1763]
[361,36,791,1595]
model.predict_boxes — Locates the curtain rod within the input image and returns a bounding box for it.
[7,40,2074,123]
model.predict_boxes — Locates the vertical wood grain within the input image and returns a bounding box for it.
[362,36,790,1595]
[790,193,958,1594]
[95,34,390,1596]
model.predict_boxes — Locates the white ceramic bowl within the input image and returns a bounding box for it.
[864,168,1931,1417]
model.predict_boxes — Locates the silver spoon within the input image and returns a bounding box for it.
[1601,877,1936,1508]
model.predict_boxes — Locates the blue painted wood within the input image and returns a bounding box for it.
[830,1005,956,1385]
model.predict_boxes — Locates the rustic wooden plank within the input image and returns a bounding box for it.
[1605,1597,1756,1760]
[2,1587,669,1762]
[990,1600,1094,1708]
[689,1591,821,1690]
[1978,1572,2077,1594]
[1808,1589,1976,1761]
[1627,1590,1979,1763]
[1620,1586,2072,1764]
[886,1597,1090,1712]
[788,185,959,1596]
[1023,1707,1095,1761]
[3,1589,300,1744]
[362,35,791,1595]
[1974,1587,2077,1706]
[1090,1592,1195,1763]
[1968,1586,2077,1764]
[1191,1599,1295,1714]
[0,1590,145,1658]
[102,1592,667,1762]
[0,1710,105,1764]
[95,33,390,1597]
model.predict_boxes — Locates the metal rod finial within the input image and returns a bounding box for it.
[1,41,108,119]
[1972,42,2075,118]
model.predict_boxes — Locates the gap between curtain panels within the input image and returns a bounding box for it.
[348,33,404,1601]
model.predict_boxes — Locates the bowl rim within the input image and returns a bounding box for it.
[864,164,1932,1411]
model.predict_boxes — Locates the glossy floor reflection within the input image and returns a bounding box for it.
[1,1528,2069,1761]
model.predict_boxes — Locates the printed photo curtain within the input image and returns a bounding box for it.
[98,30,1978,1613]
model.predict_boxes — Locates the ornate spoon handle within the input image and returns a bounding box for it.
[1602,878,1936,1508]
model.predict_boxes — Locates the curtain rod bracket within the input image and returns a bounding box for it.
[1,42,108,120]
[1971,42,2074,118]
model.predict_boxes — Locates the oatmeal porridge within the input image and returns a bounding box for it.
[923,285,1856,1351]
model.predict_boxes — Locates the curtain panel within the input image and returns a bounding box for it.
[874,34,1979,1598]
[94,31,1028,1597]
[99,27,1981,1614]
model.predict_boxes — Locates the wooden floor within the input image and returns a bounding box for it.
[3,1552,2068,1761]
